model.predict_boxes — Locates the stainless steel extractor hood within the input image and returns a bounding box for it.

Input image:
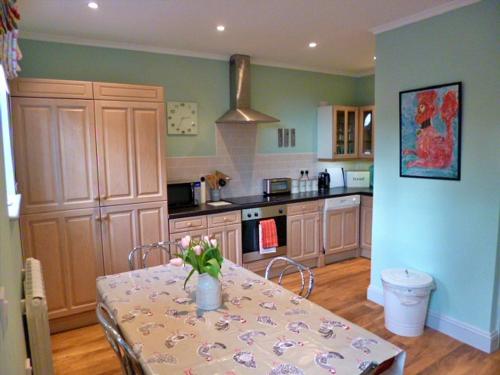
[216,54,279,124]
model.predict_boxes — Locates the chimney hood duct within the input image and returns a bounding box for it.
[216,54,279,124]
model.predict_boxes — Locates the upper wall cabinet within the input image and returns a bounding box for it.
[93,82,164,102]
[317,105,375,160]
[359,106,375,159]
[12,98,99,213]
[95,100,167,206]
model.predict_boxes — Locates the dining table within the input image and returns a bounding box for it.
[96,260,406,375]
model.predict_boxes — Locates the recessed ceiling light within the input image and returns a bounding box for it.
[373,56,377,60]
[308,42,317,48]
[88,2,98,9]
[216,25,225,32]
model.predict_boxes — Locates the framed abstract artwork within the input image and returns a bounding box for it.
[400,82,462,180]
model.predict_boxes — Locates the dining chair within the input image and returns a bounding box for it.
[264,256,315,299]
[96,302,144,375]
[128,241,182,270]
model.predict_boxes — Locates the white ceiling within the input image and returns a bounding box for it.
[17,0,477,76]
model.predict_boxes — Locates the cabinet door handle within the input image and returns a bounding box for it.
[186,222,192,227]
[223,217,228,222]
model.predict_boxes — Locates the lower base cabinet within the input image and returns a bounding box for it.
[208,223,242,265]
[286,201,322,262]
[20,208,104,321]
[168,211,242,266]
[324,206,360,255]
[360,196,373,258]
[20,201,168,331]
[101,201,169,274]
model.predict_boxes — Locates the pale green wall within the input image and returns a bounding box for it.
[0,120,26,373]
[372,0,500,333]
[355,75,375,106]
[18,39,373,156]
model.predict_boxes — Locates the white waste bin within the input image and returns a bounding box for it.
[381,268,435,337]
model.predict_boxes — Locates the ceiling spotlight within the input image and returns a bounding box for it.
[373,56,377,60]
[216,25,225,32]
[308,42,317,48]
[88,2,98,9]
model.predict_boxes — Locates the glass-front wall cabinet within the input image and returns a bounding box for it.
[333,106,358,158]
[359,105,375,159]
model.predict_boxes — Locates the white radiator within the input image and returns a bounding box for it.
[23,258,55,375]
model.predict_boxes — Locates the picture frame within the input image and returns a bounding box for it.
[399,82,462,180]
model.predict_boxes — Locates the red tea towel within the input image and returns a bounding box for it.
[260,219,278,248]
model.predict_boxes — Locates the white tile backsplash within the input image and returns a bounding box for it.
[167,124,316,197]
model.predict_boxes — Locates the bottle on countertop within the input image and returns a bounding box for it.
[199,176,207,204]
[193,181,201,205]
[299,170,306,193]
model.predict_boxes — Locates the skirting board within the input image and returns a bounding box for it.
[367,284,499,354]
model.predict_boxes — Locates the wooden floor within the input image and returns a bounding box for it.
[51,258,500,374]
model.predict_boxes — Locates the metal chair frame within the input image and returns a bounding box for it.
[96,302,144,375]
[264,256,315,299]
[128,241,182,270]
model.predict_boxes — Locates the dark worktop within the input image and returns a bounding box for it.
[168,187,373,219]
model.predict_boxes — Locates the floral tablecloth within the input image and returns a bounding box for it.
[97,261,405,375]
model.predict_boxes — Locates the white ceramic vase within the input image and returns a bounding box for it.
[196,273,222,310]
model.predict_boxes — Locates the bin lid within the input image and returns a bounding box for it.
[381,268,434,288]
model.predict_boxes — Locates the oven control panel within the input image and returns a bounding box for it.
[241,205,287,221]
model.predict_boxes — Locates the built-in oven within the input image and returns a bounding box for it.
[167,182,197,209]
[241,205,287,263]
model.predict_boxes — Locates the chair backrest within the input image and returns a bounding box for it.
[96,303,144,375]
[128,241,181,270]
[264,256,315,299]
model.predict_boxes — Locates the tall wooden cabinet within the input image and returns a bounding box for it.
[12,78,167,332]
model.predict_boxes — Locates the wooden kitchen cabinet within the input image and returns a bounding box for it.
[93,82,164,102]
[169,211,243,265]
[360,196,373,258]
[317,104,375,160]
[101,201,169,274]
[12,78,169,332]
[20,208,104,320]
[208,223,242,265]
[169,229,208,245]
[324,206,360,255]
[10,78,93,99]
[358,106,375,159]
[12,97,99,214]
[95,100,167,206]
[334,106,359,158]
[286,208,321,262]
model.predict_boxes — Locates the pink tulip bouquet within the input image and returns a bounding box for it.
[170,235,224,289]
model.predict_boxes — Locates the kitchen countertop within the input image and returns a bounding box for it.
[168,187,373,219]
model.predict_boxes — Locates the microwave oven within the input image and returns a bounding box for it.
[167,182,197,208]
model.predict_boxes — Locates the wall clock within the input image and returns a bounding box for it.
[167,101,198,135]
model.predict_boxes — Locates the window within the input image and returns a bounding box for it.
[0,65,19,218]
